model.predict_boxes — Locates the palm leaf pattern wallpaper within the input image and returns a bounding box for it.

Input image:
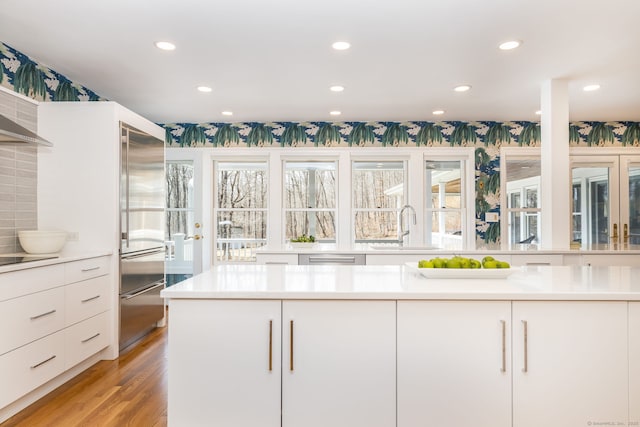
[0,42,103,101]
[3,40,640,248]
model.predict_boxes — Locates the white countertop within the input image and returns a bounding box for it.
[0,250,114,274]
[257,243,640,255]
[161,264,640,301]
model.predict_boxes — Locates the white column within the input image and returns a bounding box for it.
[540,79,570,250]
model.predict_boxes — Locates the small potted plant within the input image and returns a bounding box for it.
[289,234,316,249]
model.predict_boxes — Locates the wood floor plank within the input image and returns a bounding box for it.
[2,324,168,427]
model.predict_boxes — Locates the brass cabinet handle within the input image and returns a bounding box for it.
[500,320,506,373]
[268,320,273,372]
[522,320,528,373]
[195,222,201,229]
[624,224,629,244]
[290,320,294,371]
[194,235,201,240]
[612,223,619,241]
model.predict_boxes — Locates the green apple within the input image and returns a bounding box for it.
[432,258,444,268]
[482,256,495,264]
[497,261,510,269]
[418,259,435,268]
[459,258,471,269]
[446,258,461,268]
[470,259,482,269]
[483,260,498,269]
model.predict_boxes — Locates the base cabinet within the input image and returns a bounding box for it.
[630,303,640,425]
[168,299,396,427]
[282,301,396,427]
[512,301,628,427]
[397,301,511,427]
[167,298,634,427]
[168,300,281,427]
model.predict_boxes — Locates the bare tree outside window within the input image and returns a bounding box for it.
[215,162,268,262]
[284,161,337,241]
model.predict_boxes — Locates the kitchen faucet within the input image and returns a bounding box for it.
[398,204,416,246]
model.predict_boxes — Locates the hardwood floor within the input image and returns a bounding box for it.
[2,325,168,427]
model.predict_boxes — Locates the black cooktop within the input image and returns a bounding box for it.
[0,255,58,267]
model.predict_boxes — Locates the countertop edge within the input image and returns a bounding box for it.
[0,250,115,273]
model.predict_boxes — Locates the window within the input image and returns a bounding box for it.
[352,160,406,244]
[425,159,466,250]
[214,161,268,262]
[503,157,541,246]
[283,160,337,242]
[166,161,194,284]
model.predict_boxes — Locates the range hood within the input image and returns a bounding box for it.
[0,114,53,147]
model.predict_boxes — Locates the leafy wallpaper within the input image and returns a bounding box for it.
[0,42,103,101]
[2,40,640,248]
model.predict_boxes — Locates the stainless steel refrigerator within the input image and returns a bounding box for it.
[119,123,165,351]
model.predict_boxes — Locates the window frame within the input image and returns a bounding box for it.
[423,151,475,250]
[500,147,542,249]
[213,157,270,263]
[282,158,339,244]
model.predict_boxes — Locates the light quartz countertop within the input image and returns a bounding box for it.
[257,243,640,255]
[161,264,640,301]
[0,250,114,274]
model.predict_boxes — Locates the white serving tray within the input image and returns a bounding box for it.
[404,262,514,279]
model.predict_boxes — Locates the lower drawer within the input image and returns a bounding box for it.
[65,311,110,370]
[0,330,65,408]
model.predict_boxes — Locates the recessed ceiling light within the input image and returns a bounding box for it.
[583,84,601,92]
[454,85,471,92]
[332,41,351,51]
[222,111,233,116]
[535,110,542,115]
[330,85,345,92]
[498,40,522,50]
[197,86,212,93]
[155,41,176,51]
[330,111,342,116]
[432,110,445,115]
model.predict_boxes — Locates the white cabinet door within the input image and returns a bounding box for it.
[282,300,396,427]
[397,301,511,427]
[167,299,281,427]
[631,302,640,425]
[513,301,628,427]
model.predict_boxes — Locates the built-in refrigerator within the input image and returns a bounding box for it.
[119,123,165,350]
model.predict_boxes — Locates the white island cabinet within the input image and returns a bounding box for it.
[162,264,640,427]
[282,301,395,427]
[512,302,628,427]
[397,301,512,427]
[168,300,281,427]
[630,302,640,425]
[167,299,395,427]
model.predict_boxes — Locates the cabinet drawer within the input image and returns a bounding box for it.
[65,311,110,370]
[65,256,110,284]
[0,329,65,409]
[256,254,299,265]
[65,274,110,326]
[0,264,65,302]
[0,287,65,355]
[511,254,563,266]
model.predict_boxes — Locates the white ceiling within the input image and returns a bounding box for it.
[1,0,639,124]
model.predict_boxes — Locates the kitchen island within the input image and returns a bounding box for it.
[162,264,640,427]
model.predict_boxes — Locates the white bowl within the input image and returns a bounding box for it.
[18,230,68,254]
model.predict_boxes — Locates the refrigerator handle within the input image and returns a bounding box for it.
[121,280,165,300]
[122,125,130,247]
[120,248,166,260]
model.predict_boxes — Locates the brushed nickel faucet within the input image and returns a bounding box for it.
[399,204,417,246]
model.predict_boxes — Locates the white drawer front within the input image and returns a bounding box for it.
[0,287,65,355]
[65,256,110,284]
[65,274,110,326]
[256,254,299,265]
[0,330,65,409]
[0,264,65,302]
[65,311,110,370]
